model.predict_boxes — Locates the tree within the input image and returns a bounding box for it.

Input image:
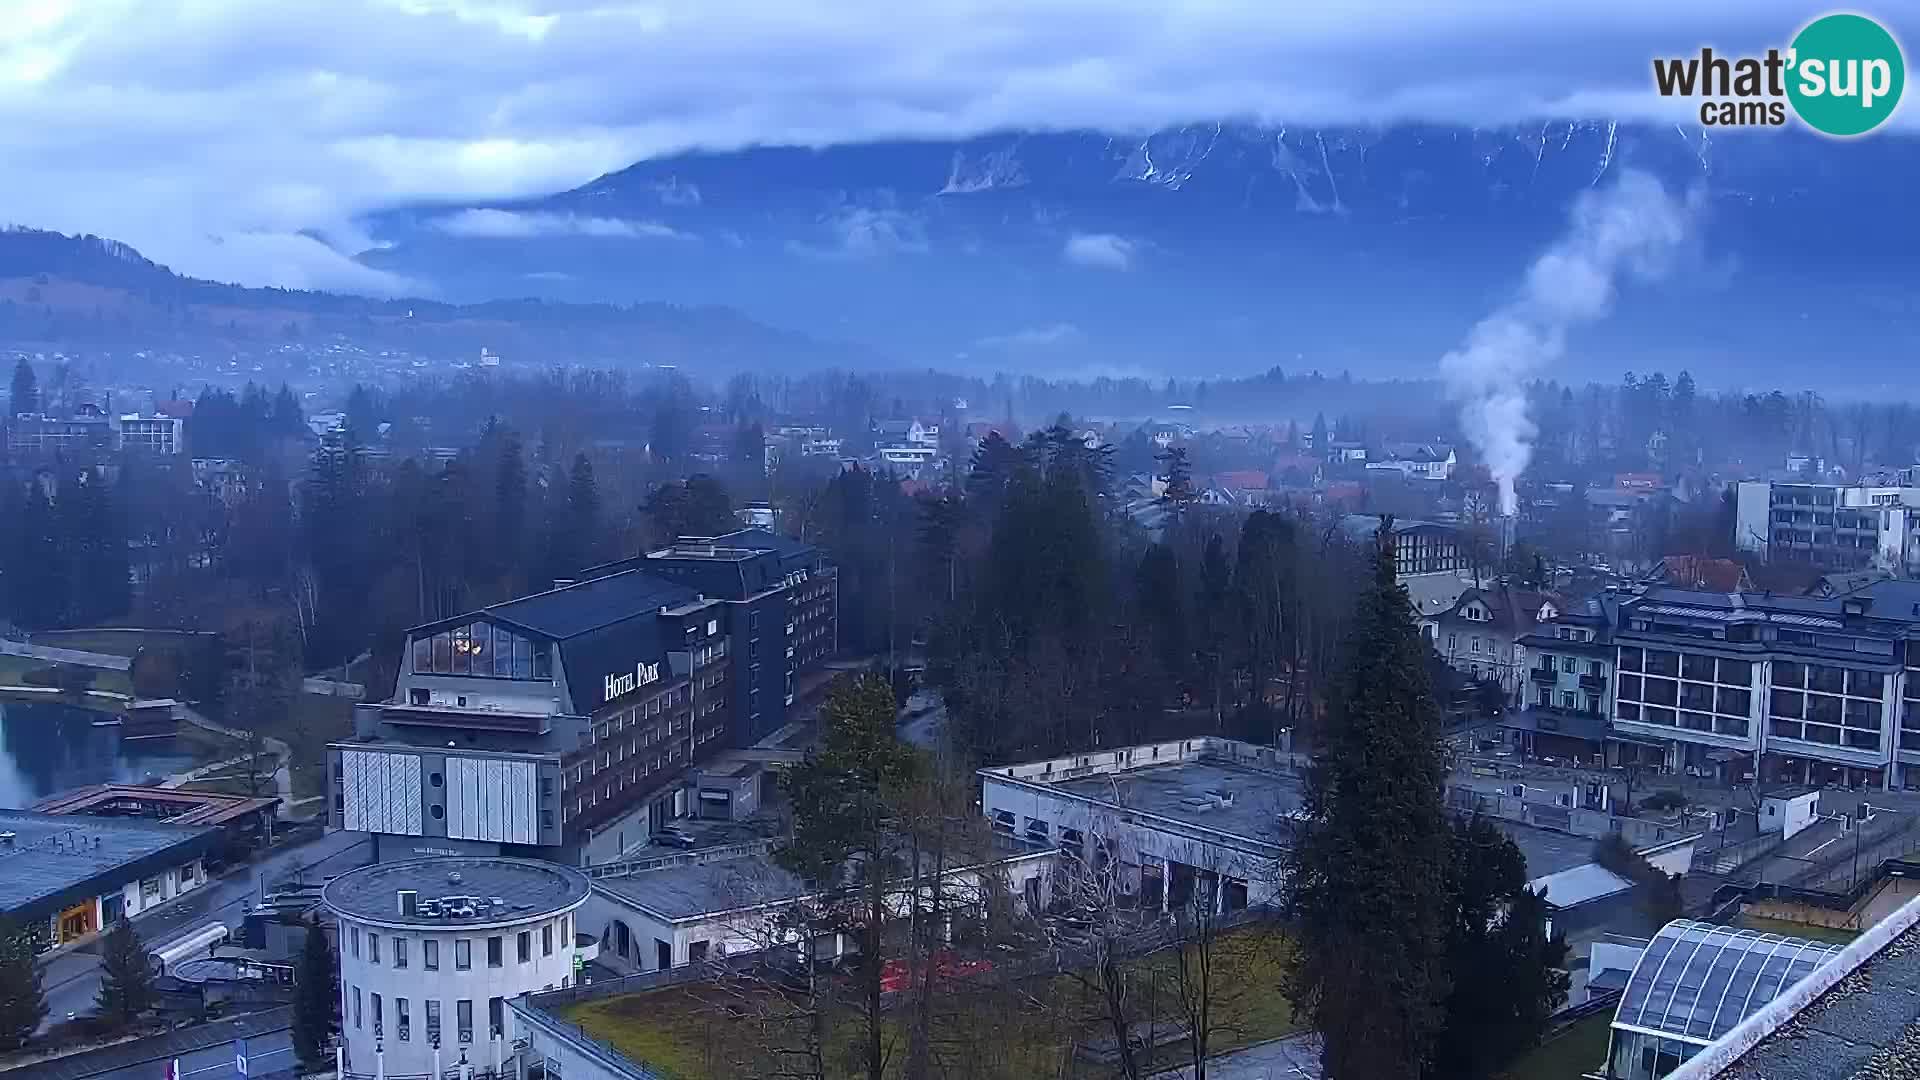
[8,358,37,416]
[1282,521,1454,1079]
[0,919,47,1049]
[1157,445,1194,518]
[1194,534,1236,731]
[95,918,154,1029]
[494,428,529,586]
[292,918,339,1066]
[777,673,922,1080]
[1430,817,1569,1078]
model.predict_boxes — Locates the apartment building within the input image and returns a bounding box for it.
[1733,479,1920,572]
[1610,581,1920,790]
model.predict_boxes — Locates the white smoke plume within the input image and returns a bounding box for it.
[1442,170,1695,515]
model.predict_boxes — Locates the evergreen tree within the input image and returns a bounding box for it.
[1282,521,1454,1079]
[292,918,339,1066]
[1157,445,1194,519]
[271,383,304,435]
[1430,817,1570,1078]
[0,918,47,1049]
[1309,411,1328,453]
[1135,543,1187,686]
[8,358,37,416]
[15,481,66,629]
[1195,533,1236,729]
[95,918,154,1029]
[495,430,528,584]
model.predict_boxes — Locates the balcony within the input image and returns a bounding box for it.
[1580,674,1607,693]
[1530,667,1558,685]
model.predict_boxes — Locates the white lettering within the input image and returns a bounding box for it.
[605,661,662,701]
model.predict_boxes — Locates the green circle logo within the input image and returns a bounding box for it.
[1787,13,1906,136]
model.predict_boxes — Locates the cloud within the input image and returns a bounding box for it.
[431,208,685,239]
[789,207,927,258]
[976,322,1084,348]
[1064,232,1137,270]
[0,1,1907,290]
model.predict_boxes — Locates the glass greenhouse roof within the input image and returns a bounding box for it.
[1612,919,1844,1045]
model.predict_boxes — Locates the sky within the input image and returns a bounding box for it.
[0,0,1908,295]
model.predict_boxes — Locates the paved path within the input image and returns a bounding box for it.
[37,831,371,1031]
[1151,1034,1321,1079]
[167,707,294,809]
[0,641,132,672]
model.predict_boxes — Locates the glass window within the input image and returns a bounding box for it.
[493,626,513,676]
[1645,679,1677,707]
[543,924,554,956]
[1619,647,1643,672]
[1848,670,1885,698]
[452,625,471,675]
[1616,701,1640,723]
[514,635,534,679]
[424,939,439,970]
[1681,654,1715,681]
[1718,658,1753,685]
[1618,674,1643,702]
[433,632,452,672]
[426,999,441,1043]
[534,644,552,680]
[518,931,531,963]
[414,636,432,673]
[1717,687,1751,716]
[1845,699,1883,729]
[394,937,407,969]
[1771,690,1805,719]
[469,622,493,674]
[1808,664,1846,695]
[353,987,362,1030]
[372,992,383,1037]
[397,997,410,1041]
[350,927,360,958]
[369,933,380,965]
[1645,650,1679,677]
[1771,718,1804,740]
[1679,683,1713,711]
[489,997,504,1037]
[1809,695,1843,725]
[1643,707,1675,727]
[458,999,474,1043]
[455,939,471,970]
[1774,660,1806,688]
[488,936,503,968]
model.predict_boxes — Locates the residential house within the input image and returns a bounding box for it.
[1435,586,1563,701]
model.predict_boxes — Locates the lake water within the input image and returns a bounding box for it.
[0,700,200,808]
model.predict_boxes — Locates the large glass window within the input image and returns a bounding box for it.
[1775,661,1806,688]
[415,622,550,680]
[1718,659,1753,685]
[1681,654,1715,681]
[1645,650,1679,677]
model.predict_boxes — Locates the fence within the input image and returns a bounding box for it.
[580,839,779,880]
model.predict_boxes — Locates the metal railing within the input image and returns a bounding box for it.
[581,839,777,879]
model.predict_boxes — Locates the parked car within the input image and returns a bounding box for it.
[652,827,699,850]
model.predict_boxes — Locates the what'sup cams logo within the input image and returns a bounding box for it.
[1653,12,1905,135]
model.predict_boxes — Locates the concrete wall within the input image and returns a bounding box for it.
[983,777,1279,905]
[334,906,587,1076]
[120,857,206,918]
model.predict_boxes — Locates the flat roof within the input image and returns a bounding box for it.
[32,784,279,826]
[1530,863,1633,909]
[0,811,220,920]
[1498,821,1604,880]
[1047,761,1301,849]
[593,854,809,922]
[322,857,590,928]
[1716,920,1920,1079]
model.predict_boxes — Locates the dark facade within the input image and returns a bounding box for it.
[587,527,838,745]
[332,569,737,865]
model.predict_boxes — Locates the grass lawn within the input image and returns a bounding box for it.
[1734,915,1861,945]
[1499,1011,1614,1080]
[567,927,1296,1080]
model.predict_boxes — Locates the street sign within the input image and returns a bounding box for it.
[236,1037,248,1077]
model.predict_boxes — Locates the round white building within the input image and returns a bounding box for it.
[323,857,592,1078]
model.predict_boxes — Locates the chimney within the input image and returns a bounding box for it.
[399,890,417,916]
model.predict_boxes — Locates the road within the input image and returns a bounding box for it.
[39,830,372,1029]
